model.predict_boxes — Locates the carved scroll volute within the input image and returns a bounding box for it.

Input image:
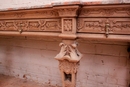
[55,40,82,62]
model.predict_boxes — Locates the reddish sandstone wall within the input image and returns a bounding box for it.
[0,36,129,87]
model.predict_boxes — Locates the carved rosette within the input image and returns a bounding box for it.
[62,18,76,34]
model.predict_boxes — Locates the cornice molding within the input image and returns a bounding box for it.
[54,6,80,17]
[0,4,130,41]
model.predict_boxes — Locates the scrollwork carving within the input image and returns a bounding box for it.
[0,19,61,31]
[77,18,130,34]
[77,18,106,32]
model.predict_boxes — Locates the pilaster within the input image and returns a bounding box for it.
[54,6,82,87]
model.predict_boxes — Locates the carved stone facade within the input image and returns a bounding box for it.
[0,4,130,87]
[0,19,61,32]
[55,40,82,62]
[59,60,79,87]
[55,40,82,87]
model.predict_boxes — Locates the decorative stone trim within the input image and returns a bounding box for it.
[55,40,82,62]
[55,39,82,87]
[0,3,130,87]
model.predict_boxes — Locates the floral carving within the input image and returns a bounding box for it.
[77,18,130,34]
[28,21,40,30]
[59,60,79,87]
[5,22,17,30]
[64,19,72,32]
[55,42,82,62]
[15,21,28,30]
[0,21,6,30]
[0,19,61,31]
[77,19,106,32]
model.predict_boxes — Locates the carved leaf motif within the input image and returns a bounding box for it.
[77,19,106,32]
[5,22,17,30]
[64,19,72,32]
[57,8,78,16]
[40,20,61,31]
[77,18,130,34]
[59,60,78,74]
[55,42,82,62]
[0,19,61,31]
[109,20,130,31]
[0,21,6,30]
[14,21,28,30]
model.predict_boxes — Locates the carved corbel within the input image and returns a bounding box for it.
[55,40,82,62]
[55,40,82,87]
[54,6,81,87]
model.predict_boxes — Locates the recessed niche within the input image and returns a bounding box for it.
[64,72,72,82]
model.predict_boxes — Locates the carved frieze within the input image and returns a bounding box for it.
[77,18,130,34]
[77,18,106,33]
[0,19,61,32]
[0,10,59,20]
[79,5,130,17]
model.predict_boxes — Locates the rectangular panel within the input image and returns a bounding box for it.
[0,19,61,32]
[77,18,130,35]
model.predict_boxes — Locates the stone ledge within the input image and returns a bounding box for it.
[0,0,130,11]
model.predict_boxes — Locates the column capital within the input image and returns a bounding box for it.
[54,6,80,17]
